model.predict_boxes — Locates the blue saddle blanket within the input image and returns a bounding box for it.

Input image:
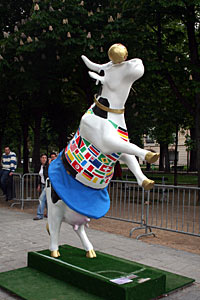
[48,151,110,219]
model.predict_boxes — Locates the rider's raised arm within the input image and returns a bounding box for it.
[128,58,144,82]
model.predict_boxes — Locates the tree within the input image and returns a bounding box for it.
[122,0,200,186]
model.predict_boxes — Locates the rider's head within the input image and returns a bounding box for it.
[108,44,128,64]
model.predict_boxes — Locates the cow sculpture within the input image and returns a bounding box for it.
[46,44,159,258]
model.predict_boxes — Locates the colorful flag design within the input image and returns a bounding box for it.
[70,141,77,152]
[75,136,81,146]
[92,171,104,179]
[88,145,100,157]
[65,119,129,186]
[106,154,118,162]
[87,165,94,172]
[72,160,83,173]
[80,146,87,153]
[66,150,74,163]
[99,165,113,172]
[84,152,91,160]
[82,170,93,181]
[81,160,87,167]
[72,151,84,163]
[117,127,128,141]
[78,137,85,149]
[89,157,101,168]
[98,154,110,165]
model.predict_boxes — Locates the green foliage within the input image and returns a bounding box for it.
[0,0,200,175]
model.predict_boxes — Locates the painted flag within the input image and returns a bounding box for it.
[66,150,74,163]
[75,136,81,146]
[78,137,85,149]
[80,146,87,153]
[84,152,91,160]
[92,171,104,179]
[92,168,105,178]
[89,157,101,168]
[82,170,93,181]
[87,165,94,172]
[92,177,98,183]
[98,154,110,165]
[99,164,107,172]
[99,165,113,172]
[83,138,90,147]
[70,142,77,152]
[81,160,87,167]
[106,154,118,162]
[72,160,83,173]
[88,145,100,157]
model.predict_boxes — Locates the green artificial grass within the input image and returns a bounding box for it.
[0,267,103,300]
[28,246,166,300]
[0,245,194,300]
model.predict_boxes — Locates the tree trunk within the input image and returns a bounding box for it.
[17,140,22,169]
[22,121,29,174]
[174,124,179,186]
[58,130,68,152]
[164,144,170,172]
[159,143,165,171]
[185,4,200,192]
[32,113,42,173]
[189,127,197,171]
[0,131,4,161]
[195,94,200,190]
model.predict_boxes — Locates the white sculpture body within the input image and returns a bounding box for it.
[46,45,159,258]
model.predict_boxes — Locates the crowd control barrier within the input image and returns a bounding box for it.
[107,180,200,238]
[9,174,200,238]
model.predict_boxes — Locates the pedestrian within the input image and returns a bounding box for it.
[0,146,17,201]
[33,152,57,220]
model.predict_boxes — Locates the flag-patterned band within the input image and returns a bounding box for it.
[64,119,128,187]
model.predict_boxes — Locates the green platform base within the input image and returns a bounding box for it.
[0,245,194,300]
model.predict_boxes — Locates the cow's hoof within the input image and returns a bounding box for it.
[145,152,159,164]
[86,249,96,258]
[51,250,60,258]
[142,179,154,190]
[46,223,50,235]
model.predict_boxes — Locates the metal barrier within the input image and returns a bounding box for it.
[11,173,39,209]
[21,173,40,209]
[107,180,200,238]
[6,173,22,207]
[8,173,200,238]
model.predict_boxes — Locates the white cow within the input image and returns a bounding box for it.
[46,44,159,259]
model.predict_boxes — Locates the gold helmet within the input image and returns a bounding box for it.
[108,43,128,64]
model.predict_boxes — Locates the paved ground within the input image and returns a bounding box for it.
[0,207,199,300]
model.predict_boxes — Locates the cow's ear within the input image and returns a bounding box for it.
[88,71,104,85]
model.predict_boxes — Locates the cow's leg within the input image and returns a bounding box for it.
[74,224,96,258]
[98,131,158,163]
[120,153,154,190]
[46,185,64,258]
[80,115,159,163]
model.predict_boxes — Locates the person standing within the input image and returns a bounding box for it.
[33,152,57,220]
[0,146,17,200]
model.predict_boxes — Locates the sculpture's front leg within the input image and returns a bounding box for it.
[74,224,96,258]
[80,114,159,163]
[120,153,155,190]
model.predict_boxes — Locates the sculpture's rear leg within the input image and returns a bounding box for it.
[46,184,64,258]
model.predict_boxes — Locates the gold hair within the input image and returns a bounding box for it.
[108,43,128,64]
